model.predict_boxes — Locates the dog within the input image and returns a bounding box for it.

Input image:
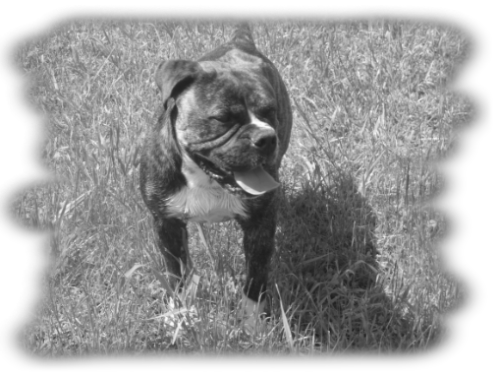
[140,23,292,333]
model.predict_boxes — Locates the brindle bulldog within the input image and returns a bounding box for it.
[140,23,292,333]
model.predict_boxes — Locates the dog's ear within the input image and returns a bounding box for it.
[155,60,201,105]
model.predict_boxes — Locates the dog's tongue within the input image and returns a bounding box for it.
[234,167,279,195]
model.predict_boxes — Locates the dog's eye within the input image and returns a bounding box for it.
[209,113,231,124]
[260,106,276,118]
[266,109,275,118]
[259,108,276,122]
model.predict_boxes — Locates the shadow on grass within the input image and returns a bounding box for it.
[269,171,434,351]
[276,172,378,287]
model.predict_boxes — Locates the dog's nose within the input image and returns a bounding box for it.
[251,129,277,155]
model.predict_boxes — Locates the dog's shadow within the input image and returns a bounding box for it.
[270,173,378,332]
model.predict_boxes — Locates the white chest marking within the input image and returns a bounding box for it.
[166,154,248,223]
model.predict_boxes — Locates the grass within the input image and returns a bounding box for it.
[12,19,473,355]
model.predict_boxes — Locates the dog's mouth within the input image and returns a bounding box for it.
[233,167,279,195]
[189,152,279,196]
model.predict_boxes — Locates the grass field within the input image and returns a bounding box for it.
[12,19,473,355]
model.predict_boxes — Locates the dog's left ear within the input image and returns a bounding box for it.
[155,60,201,105]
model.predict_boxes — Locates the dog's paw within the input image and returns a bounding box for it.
[239,293,266,335]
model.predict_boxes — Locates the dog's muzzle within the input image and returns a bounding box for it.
[251,127,278,157]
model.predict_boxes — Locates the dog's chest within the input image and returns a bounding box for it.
[166,155,247,223]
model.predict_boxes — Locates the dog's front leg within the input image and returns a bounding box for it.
[238,191,278,333]
[153,216,190,287]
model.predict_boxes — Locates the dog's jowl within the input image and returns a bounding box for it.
[140,24,292,333]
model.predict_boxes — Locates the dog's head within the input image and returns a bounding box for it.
[155,57,281,195]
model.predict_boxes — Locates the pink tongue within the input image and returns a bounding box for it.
[234,167,279,195]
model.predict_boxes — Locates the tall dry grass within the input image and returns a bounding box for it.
[12,19,472,355]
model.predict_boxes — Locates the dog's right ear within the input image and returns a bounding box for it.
[155,60,201,105]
